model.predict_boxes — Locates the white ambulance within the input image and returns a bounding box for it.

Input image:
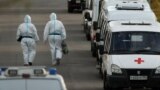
[94,1,157,71]
[0,66,67,90]
[101,21,160,90]
[91,0,156,57]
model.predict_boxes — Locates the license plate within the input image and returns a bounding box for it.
[130,76,148,80]
[76,0,81,3]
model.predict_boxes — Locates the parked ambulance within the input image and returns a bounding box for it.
[101,20,160,90]
[92,0,157,66]
[0,66,67,90]
[90,0,155,57]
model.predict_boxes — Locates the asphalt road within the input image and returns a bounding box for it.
[0,0,103,90]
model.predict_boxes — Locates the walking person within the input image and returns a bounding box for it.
[16,15,39,66]
[43,13,66,66]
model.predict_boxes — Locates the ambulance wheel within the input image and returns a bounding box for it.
[104,72,112,90]
[104,73,121,90]
[86,33,91,41]
[92,51,96,57]
[99,58,103,79]
[96,49,100,62]
[91,42,97,57]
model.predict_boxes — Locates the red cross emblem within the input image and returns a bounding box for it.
[134,58,144,64]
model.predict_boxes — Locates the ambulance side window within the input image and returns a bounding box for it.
[0,80,26,90]
[27,79,62,90]
[97,11,103,29]
[99,0,103,13]
[100,12,105,29]
[100,20,107,40]
[100,20,106,31]
[104,29,111,53]
[97,11,101,28]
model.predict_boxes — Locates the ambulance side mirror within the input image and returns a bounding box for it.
[93,21,98,31]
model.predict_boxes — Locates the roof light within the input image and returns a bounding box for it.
[8,69,18,76]
[4,66,47,77]
[121,21,151,25]
[116,2,144,10]
[49,68,57,75]
[34,69,44,76]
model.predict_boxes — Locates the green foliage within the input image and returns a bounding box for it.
[151,0,160,22]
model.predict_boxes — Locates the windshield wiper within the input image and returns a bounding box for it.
[132,49,160,54]
[111,49,130,54]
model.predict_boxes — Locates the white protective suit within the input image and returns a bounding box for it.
[43,13,66,65]
[16,15,39,65]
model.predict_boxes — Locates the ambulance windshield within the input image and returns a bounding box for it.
[110,32,160,54]
[0,79,62,90]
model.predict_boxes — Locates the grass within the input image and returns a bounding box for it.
[151,0,160,21]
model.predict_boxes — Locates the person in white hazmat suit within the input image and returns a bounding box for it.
[43,13,66,66]
[16,15,39,66]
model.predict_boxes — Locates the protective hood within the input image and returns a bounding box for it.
[50,13,57,21]
[110,55,160,69]
[24,15,31,23]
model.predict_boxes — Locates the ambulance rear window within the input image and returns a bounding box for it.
[27,79,62,90]
[0,80,25,90]
[0,79,62,90]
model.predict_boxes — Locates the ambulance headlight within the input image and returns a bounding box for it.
[111,64,122,74]
[155,66,160,74]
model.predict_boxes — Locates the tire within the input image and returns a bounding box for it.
[85,23,91,41]
[99,58,103,79]
[91,42,97,57]
[96,49,100,62]
[92,51,96,57]
[103,73,121,90]
[86,33,91,41]
[104,73,111,90]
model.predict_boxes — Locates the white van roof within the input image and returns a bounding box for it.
[109,21,160,32]
[106,8,157,21]
[101,0,156,21]
[103,0,150,10]
[0,66,67,90]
